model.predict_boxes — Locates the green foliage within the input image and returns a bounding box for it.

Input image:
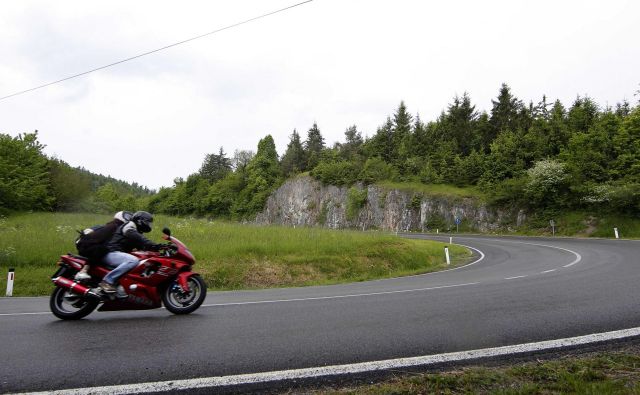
[310,160,359,186]
[346,186,368,221]
[280,129,307,176]
[359,157,399,184]
[199,147,232,183]
[231,135,281,219]
[304,123,325,169]
[5,84,640,220]
[0,132,53,211]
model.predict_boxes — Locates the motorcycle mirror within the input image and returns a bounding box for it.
[162,227,171,237]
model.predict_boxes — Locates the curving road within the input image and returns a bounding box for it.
[1,235,640,393]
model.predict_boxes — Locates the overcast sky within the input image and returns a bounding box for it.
[1,0,639,190]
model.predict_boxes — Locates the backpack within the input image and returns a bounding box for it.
[75,212,132,262]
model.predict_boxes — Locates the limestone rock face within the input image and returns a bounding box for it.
[256,176,524,232]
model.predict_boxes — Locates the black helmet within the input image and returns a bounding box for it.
[132,211,153,233]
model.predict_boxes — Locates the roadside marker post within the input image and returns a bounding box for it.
[444,247,450,265]
[6,268,14,297]
[614,228,619,239]
[449,236,453,244]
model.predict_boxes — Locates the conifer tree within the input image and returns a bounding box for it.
[199,147,232,183]
[281,129,307,176]
[490,83,523,135]
[304,123,325,169]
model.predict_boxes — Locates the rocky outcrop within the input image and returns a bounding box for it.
[256,176,525,232]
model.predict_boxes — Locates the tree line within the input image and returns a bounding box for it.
[3,83,639,220]
[0,131,152,215]
[151,83,640,219]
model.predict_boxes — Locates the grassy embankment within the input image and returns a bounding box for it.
[377,181,487,201]
[0,212,470,296]
[315,349,640,394]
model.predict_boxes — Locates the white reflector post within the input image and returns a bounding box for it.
[444,247,450,265]
[6,268,14,297]
[614,228,619,239]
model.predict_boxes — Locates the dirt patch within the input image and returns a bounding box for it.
[243,261,292,288]
[581,215,599,236]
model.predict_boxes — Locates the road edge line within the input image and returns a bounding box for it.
[21,326,640,395]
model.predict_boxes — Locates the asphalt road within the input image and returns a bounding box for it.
[1,235,640,393]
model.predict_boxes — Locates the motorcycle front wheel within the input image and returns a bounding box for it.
[162,275,207,315]
[50,286,99,320]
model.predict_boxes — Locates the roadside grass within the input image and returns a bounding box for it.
[0,212,471,296]
[376,181,487,201]
[318,351,640,394]
[510,211,640,239]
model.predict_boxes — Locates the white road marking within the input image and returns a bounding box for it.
[200,282,480,308]
[0,282,481,317]
[0,311,50,317]
[21,326,640,395]
[361,242,486,283]
[504,275,527,280]
[541,269,556,274]
[468,237,583,269]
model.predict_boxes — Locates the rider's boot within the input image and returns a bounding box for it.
[74,265,91,282]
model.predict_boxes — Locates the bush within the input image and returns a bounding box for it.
[524,159,569,207]
[311,160,359,185]
[346,187,368,221]
[359,158,399,184]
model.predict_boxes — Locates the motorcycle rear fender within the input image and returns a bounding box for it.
[176,271,198,292]
[60,255,85,270]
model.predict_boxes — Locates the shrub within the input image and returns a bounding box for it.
[359,158,399,184]
[346,187,368,221]
[310,160,359,185]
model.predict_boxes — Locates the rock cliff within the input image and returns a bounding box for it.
[256,176,525,232]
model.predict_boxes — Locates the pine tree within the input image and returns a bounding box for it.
[392,101,413,167]
[567,96,599,134]
[304,123,325,169]
[490,83,523,135]
[444,93,479,155]
[199,147,232,183]
[281,129,307,176]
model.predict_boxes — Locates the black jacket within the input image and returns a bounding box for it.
[106,221,158,253]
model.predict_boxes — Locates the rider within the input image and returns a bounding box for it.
[99,211,162,293]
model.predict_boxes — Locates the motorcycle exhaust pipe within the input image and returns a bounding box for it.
[53,277,101,299]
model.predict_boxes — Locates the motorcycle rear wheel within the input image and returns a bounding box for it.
[50,286,99,320]
[162,275,207,315]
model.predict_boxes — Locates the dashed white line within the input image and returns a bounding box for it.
[504,275,527,280]
[22,326,640,395]
[201,282,480,308]
[541,269,557,274]
[0,283,482,317]
[0,311,50,317]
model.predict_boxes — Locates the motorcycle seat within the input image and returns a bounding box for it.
[67,253,89,261]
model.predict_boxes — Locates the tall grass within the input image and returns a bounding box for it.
[376,181,486,201]
[0,212,471,296]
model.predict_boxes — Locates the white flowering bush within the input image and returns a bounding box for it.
[525,159,569,206]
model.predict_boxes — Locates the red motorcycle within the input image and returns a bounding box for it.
[50,227,207,320]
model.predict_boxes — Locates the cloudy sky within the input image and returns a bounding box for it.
[1,0,639,189]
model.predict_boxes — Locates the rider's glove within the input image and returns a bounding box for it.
[151,243,165,251]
